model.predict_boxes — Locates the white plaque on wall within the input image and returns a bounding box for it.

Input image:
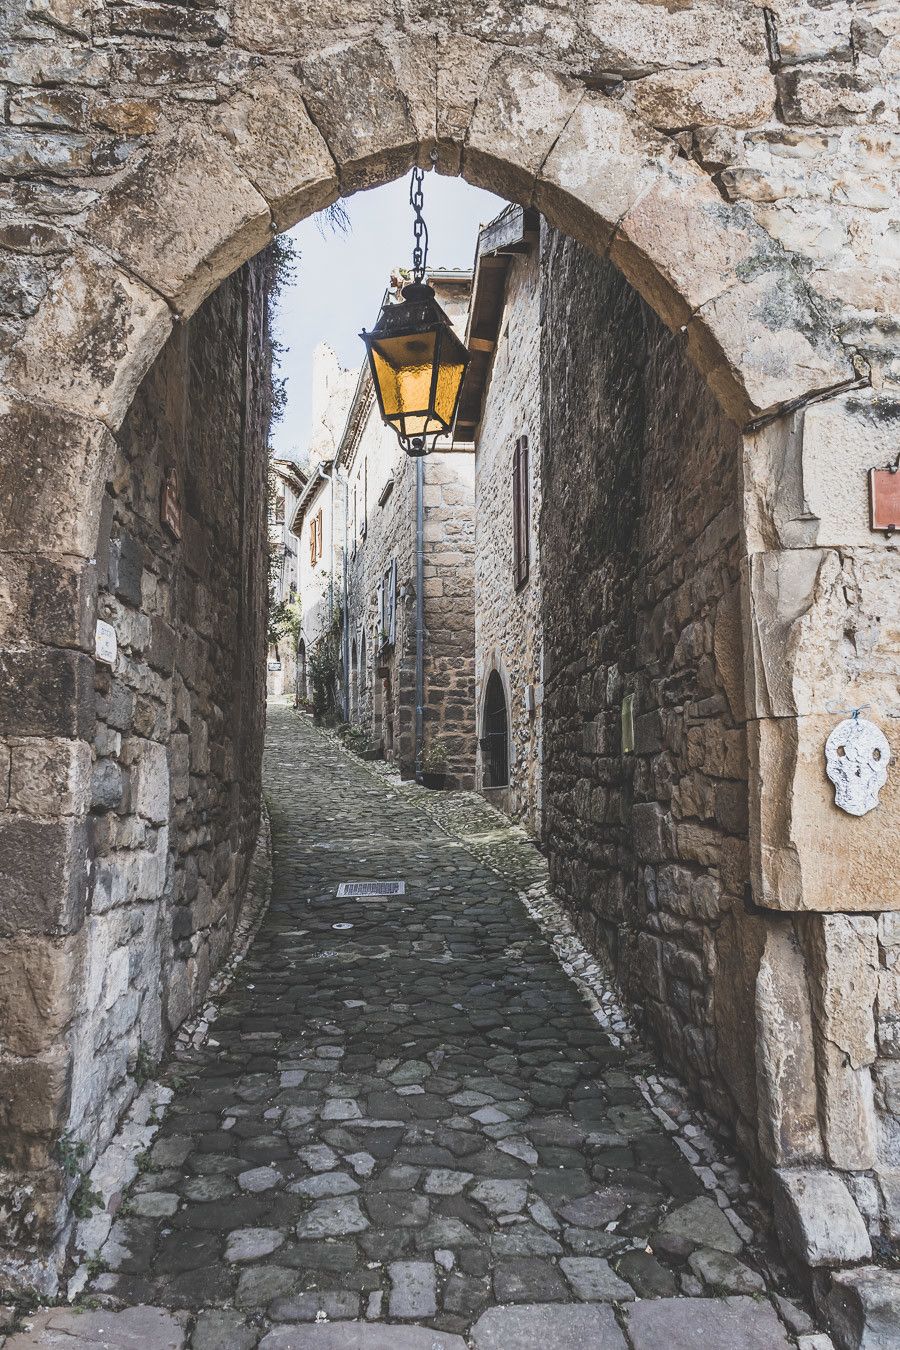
[825,715,890,816]
[95,619,118,667]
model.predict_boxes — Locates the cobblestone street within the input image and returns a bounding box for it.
[10,705,827,1348]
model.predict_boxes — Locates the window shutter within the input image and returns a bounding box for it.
[309,520,316,566]
[387,558,397,645]
[316,509,323,562]
[376,578,384,647]
[512,435,529,588]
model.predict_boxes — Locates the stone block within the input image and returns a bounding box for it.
[0,396,116,556]
[0,818,88,936]
[212,72,338,230]
[296,39,418,195]
[0,1047,72,1169]
[582,0,768,77]
[0,127,94,177]
[610,158,779,332]
[0,554,96,650]
[777,70,885,126]
[799,393,900,549]
[232,0,381,53]
[625,67,775,131]
[259,1325,466,1350]
[470,1302,626,1349]
[2,1305,187,1348]
[130,740,170,824]
[87,125,272,317]
[535,95,676,254]
[826,1265,900,1350]
[624,1295,792,1348]
[773,1168,871,1266]
[749,714,900,913]
[2,249,172,430]
[9,737,92,817]
[0,935,78,1056]
[755,922,823,1164]
[0,649,94,739]
[465,56,583,207]
[685,264,854,422]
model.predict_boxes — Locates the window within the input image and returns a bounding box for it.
[309,507,324,566]
[512,434,529,588]
[376,559,397,650]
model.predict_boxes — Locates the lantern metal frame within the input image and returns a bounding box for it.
[360,281,471,457]
[359,166,471,457]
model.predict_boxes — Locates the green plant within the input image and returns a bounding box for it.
[55,1133,87,1179]
[133,1044,157,1088]
[422,740,449,775]
[307,616,342,721]
[71,1175,103,1220]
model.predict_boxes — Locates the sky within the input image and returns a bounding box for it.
[270,175,506,462]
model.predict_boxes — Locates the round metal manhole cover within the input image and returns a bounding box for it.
[332,922,354,930]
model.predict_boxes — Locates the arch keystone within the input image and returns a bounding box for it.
[296,38,422,195]
[86,125,274,318]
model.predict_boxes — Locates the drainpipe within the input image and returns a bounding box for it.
[415,455,425,781]
[333,464,350,722]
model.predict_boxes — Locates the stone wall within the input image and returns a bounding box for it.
[0,253,271,1292]
[344,392,477,788]
[539,232,761,1159]
[474,244,544,832]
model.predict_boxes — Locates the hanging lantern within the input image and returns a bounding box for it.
[361,168,470,457]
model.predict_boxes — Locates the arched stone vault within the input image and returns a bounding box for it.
[0,0,898,1295]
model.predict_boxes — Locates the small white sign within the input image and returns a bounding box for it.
[95,619,118,666]
[267,659,282,671]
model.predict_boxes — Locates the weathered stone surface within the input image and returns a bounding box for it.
[3,249,172,429]
[471,1303,627,1349]
[559,1256,634,1300]
[465,57,582,206]
[296,40,417,194]
[773,1168,871,1267]
[87,126,272,316]
[625,1296,792,1348]
[259,1326,467,1350]
[626,68,776,131]
[388,1260,437,1318]
[654,1197,742,1257]
[212,73,338,230]
[0,817,88,936]
[755,924,823,1165]
[827,1265,900,1350]
[0,936,78,1056]
[3,1305,186,1348]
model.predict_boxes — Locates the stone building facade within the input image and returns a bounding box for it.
[467,207,545,833]
[0,253,272,1291]
[267,458,306,700]
[0,0,898,1322]
[340,272,477,786]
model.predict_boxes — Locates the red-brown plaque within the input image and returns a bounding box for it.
[870,467,900,533]
[161,466,183,540]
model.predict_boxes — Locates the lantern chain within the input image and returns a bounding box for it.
[410,167,428,284]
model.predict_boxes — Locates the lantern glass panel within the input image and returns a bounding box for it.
[370,331,437,422]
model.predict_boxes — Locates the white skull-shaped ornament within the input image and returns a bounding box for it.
[825,715,890,816]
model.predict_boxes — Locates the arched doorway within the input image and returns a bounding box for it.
[0,21,891,1301]
[481,671,510,790]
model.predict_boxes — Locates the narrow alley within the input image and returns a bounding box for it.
[10,704,825,1349]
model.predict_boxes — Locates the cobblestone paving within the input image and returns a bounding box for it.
[12,705,831,1348]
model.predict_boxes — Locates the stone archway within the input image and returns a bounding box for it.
[0,6,898,1301]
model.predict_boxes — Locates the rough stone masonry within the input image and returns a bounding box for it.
[0,0,897,1325]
